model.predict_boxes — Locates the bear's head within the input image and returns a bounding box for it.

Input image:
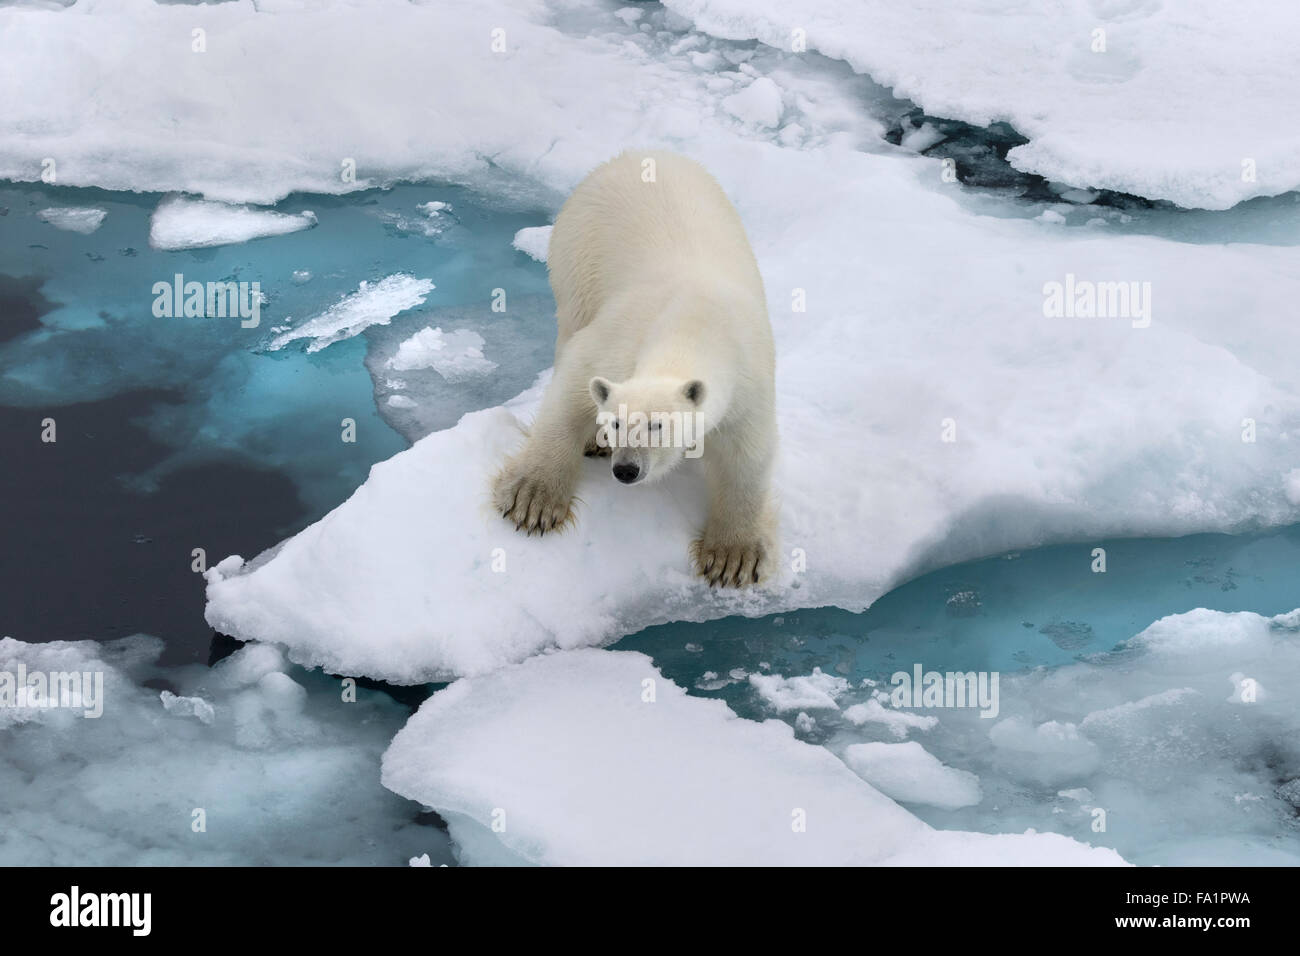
[589,375,706,485]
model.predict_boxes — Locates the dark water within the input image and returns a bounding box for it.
[0,389,305,665]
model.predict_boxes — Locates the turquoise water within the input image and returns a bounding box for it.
[0,182,552,515]
[617,523,1300,699]
[0,182,552,659]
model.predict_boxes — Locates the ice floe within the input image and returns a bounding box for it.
[149,196,316,251]
[381,649,1124,865]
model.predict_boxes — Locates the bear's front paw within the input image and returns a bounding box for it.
[691,535,770,589]
[493,466,576,535]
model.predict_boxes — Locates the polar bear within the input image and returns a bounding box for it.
[491,150,777,588]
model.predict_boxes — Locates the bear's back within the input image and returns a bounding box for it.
[548,150,764,349]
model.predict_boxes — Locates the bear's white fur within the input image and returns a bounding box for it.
[492,150,777,587]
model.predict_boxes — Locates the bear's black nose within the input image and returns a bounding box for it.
[613,462,640,484]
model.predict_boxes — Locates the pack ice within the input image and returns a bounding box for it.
[663,0,1300,209]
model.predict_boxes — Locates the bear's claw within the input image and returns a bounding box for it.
[493,469,575,535]
[691,537,767,589]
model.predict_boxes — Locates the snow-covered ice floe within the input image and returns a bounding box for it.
[381,649,1125,866]
[206,143,1300,684]
[663,0,1300,209]
[149,196,317,251]
[0,0,684,206]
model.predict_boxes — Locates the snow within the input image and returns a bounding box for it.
[205,140,1300,684]
[842,741,982,810]
[722,76,783,128]
[511,226,552,263]
[149,196,316,251]
[387,327,497,382]
[37,206,106,234]
[267,275,435,354]
[662,0,1300,209]
[0,635,447,865]
[381,649,1124,866]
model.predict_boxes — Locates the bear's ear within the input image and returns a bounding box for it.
[683,380,705,406]
[589,376,613,406]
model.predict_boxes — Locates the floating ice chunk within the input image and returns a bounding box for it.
[378,201,453,238]
[1056,187,1100,205]
[387,394,418,409]
[38,206,107,234]
[149,196,316,251]
[267,275,435,353]
[988,717,1101,785]
[387,327,496,382]
[749,667,848,712]
[842,697,938,737]
[409,853,432,867]
[842,741,982,809]
[899,123,945,153]
[381,649,1124,865]
[663,0,1300,208]
[159,691,215,726]
[511,226,552,263]
[722,76,783,128]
